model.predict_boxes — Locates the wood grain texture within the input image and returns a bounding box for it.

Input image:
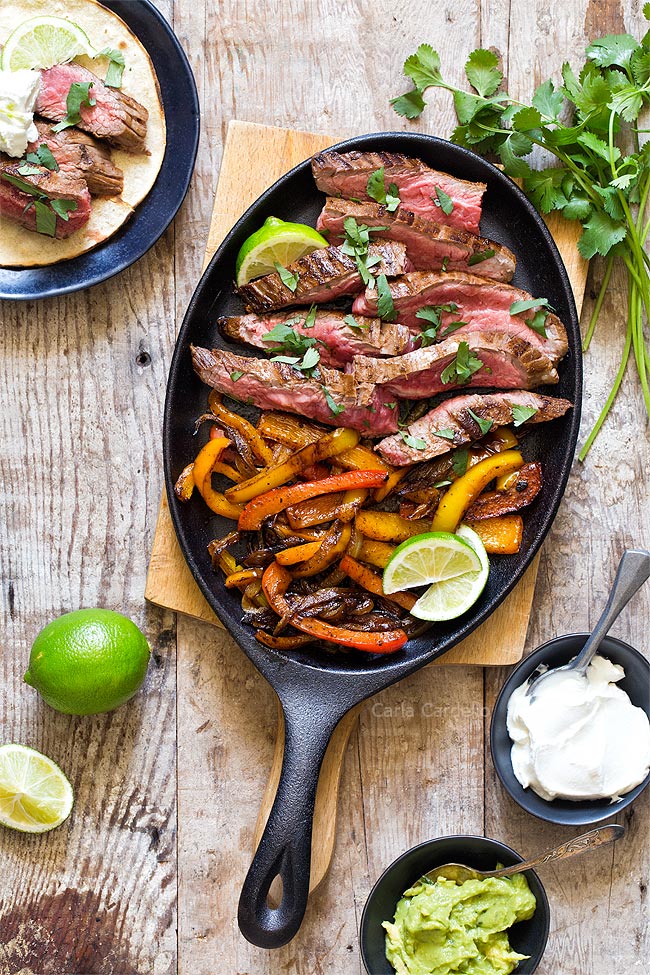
[1,2,648,975]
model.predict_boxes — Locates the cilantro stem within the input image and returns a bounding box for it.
[582,254,614,352]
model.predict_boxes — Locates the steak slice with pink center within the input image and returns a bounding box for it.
[351,332,558,405]
[237,239,409,313]
[352,270,568,364]
[31,120,124,196]
[311,149,485,234]
[191,346,398,435]
[317,198,515,281]
[378,391,573,465]
[0,159,91,238]
[36,63,148,153]
[218,309,413,368]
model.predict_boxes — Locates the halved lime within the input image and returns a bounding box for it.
[0,743,74,834]
[235,216,328,286]
[1,17,94,71]
[383,526,489,621]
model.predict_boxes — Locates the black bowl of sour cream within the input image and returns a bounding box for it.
[360,834,550,975]
[491,633,650,825]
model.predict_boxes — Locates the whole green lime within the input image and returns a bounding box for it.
[24,609,151,716]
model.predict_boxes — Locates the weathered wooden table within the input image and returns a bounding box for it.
[1,1,648,973]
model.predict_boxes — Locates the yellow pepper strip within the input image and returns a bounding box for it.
[224,568,264,589]
[373,468,407,503]
[431,450,524,533]
[495,470,519,491]
[211,461,244,483]
[257,412,323,448]
[217,551,240,576]
[358,538,396,569]
[355,510,431,543]
[337,489,369,522]
[464,515,523,555]
[174,462,195,501]
[208,391,274,465]
[292,521,352,578]
[226,427,360,505]
[192,438,245,520]
[275,540,323,566]
[491,428,519,450]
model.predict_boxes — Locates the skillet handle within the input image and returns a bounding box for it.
[237,695,346,947]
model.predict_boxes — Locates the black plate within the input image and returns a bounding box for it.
[163,132,583,949]
[0,0,199,301]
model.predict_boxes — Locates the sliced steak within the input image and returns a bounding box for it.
[0,159,91,238]
[237,239,409,312]
[312,149,485,234]
[218,309,413,368]
[191,346,399,435]
[353,271,568,364]
[36,63,148,153]
[31,120,124,196]
[378,391,573,465]
[317,198,516,282]
[351,332,559,405]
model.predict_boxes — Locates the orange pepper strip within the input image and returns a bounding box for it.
[238,470,388,531]
[464,515,523,555]
[358,538,396,569]
[275,540,323,566]
[261,562,407,654]
[340,555,416,612]
[208,391,274,465]
[192,438,245,520]
[224,568,264,589]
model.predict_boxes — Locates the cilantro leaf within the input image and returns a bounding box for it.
[399,431,427,451]
[439,321,467,338]
[34,200,56,237]
[17,164,42,177]
[300,347,321,373]
[433,185,454,215]
[390,89,426,119]
[511,404,538,427]
[586,33,639,70]
[523,168,568,214]
[366,167,401,212]
[262,321,316,355]
[376,274,396,321]
[403,43,443,89]
[452,448,469,477]
[467,408,493,435]
[322,386,344,415]
[26,144,59,171]
[343,314,368,331]
[631,47,650,86]
[467,248,495,266]
[304,304,317,329]
[578,211,627,258]
[52,82,96,132]
[465,48,502,97]
[531,78,564,120]
[510,297,553,316]
[1,172,44,196]
[50,198,77,221]
[230,370,244,382]
[434,428,456,441]
[440,341,484,385]
[274,261,299,292]
[97,47,126,88]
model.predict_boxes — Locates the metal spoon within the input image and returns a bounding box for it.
[421,824,624,885]
[526,548,650,700]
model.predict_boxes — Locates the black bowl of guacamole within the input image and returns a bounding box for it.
[360,834,550,975]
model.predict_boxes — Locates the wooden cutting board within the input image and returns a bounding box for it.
[145,119,588,890]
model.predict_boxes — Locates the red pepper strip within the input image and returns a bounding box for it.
[238,470,389,532]
[340,554,417,613]
[261,562,407,654]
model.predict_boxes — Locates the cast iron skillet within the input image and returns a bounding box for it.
[163,132,582,949]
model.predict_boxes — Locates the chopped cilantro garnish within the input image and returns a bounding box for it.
[366,167,400,212]
[400,431,427,451]
[343,314,369,331]
[440,341,484,385]
[52,82,96,132]
[303,304,317,329]
[434,428,456,440]
[452,447,469,477]
[376,273,396,321]
[262,321,317,356]
[467,248,496,266]
[467,408,494,435]
[441,256,449,272]
[322,385,345,415]
[26,144,59,171]
[0,172,76,237]
[511,404,538,427]
[230,370,244,382]
[274,261,299,292]
[433,185,454,214]
[97,47,126,88]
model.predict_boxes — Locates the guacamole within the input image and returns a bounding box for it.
[382,872,537,975]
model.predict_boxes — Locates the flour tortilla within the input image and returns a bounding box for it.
[0,0,166,267]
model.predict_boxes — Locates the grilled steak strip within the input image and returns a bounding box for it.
[191,346,399,436]
[378,391,573,465]
[36,63,148,153]
[353,270,568,364]
[317,198,516,282]
[237,239,409,313]
[218,309,413,368]
[0,158,91,238]
[312,149,485,234]
[31,120,124,196]
[464,462,543,520]
[351,332,558,406]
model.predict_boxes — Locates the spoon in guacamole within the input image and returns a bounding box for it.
[421,823,623,885]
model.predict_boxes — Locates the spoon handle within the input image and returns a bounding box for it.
[487,825,625,878]
[573,548,650,676]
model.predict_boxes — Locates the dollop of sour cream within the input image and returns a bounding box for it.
[0,68,41,157]
[506,654,650,802]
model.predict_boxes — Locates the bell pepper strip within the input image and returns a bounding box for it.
[275,540,323,566]
[224,568,264,589]
[208,391,274,465]
[358,538,396,570]
[261,562,407,653]
[286,493,345,529]
[174,462,195,501]
[491,427,519,450]
[337,489,369,522]
[255,630,315,650]
[238,470,388,531]
[257,411,323,448]
[495,470,520,491]
[464,515,523,554]
[211,460,244,483]
[355,510,431,543]
[373,468,407,503]
[226,427,361,504]
[214,549,241,576]
[292,521,352,578]
[192,438,246,519]
[340,555,416,612]
[431,450,524,533]
[465,462,542,521]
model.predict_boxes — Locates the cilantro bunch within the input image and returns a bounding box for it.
[392,14,650,458]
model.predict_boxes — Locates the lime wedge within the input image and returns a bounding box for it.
[1,17,95,71]
[383,526,489,622]
[0,743,74,833]
[235,216,328,286]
